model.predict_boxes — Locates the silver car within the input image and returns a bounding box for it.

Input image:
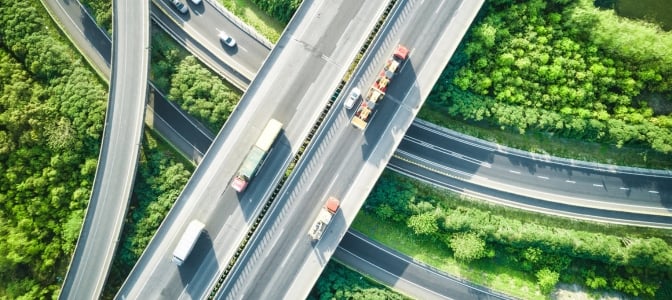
[344,87,360,109]
[171,0,188,14]
[218,31,237,48]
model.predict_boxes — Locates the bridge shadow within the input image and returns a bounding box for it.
[79,4,111,66]
[358,56,490,181]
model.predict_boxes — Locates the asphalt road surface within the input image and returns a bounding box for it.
[46,0,672,299]
[392,120,672,228]
[215,0,485,298]
[116,0,388,298]
[157,0,271,85]
[335,230,512,300]
[58,0,150,299]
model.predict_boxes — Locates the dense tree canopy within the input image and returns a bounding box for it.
[448,232,487,263]
[0,0,107,297]
[308,261,409,300]
[168,56,241,131]
[429,0,672,153]
[365,172,672,298]
[148,29,242,132]
[79,0,112,33]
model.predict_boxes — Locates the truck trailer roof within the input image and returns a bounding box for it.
[255,118,283,151]
[172,220,205,265]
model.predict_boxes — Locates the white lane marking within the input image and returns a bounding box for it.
[593,184,603,188]
[649,191,660,194]
[435,0,446,14]
[537,176,549,180]
[619,187,630,190]
[509,170,520,174]
[404,136,491,168]
[346,232,497,298]
[411,120,672,179]
[565,180,576,184]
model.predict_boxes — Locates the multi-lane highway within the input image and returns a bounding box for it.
[215,0,485,298]
[45,0,672,299]
[116,0,390,298]
[152,0,272,89]
[395,120,672,225]
[58,0,150,299]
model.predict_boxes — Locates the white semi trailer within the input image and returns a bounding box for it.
[172,220,205,266]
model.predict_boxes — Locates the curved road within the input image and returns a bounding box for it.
[336,230,512,300]
[149,0,672,223]
[47,0,669,298]
[116,0,388,298]
[57,0,150,299]
[394,120,672,227]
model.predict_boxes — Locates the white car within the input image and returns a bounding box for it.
[218,31,237,48]
[171,0,188,14]
[344,87,360,109]
[190,0,202,4]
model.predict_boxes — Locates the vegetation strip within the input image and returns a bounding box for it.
[354,171,672,299]
[206,0,399,297]
[421,0,672,169]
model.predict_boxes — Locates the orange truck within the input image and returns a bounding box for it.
[308,197,340,241]
[351,44,409,130]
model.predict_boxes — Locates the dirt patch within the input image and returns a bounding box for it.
[551,283,631,300]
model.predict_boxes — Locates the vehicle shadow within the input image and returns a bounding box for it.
[178,230,217,297]
[232,132,291,221]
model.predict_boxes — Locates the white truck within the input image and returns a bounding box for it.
[308,197,340,241]
[172,220,205,266]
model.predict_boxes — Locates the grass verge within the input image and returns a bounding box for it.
[352,211,545,300]
[352,171,672,299]
[419,100,672,170]
[217,0,285,43]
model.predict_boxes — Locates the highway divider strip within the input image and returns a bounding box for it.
[206,0,400,298]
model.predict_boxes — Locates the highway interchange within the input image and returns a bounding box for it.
[118,0,398,298]
[44,0,669,298]
[214,0,489,298]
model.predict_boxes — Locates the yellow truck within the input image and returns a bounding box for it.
[350,44,409,130]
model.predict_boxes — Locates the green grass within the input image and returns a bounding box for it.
[352,171,672,299]
[352,212,545,300]
[418,101,672,170]
[217,0,285,43]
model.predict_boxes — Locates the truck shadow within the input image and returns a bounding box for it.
[178,231,217,297]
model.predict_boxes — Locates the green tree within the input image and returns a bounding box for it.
[308,261,409,300]
[447,232,486,262]
[536,268,559,295]
[407,212,438,236]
